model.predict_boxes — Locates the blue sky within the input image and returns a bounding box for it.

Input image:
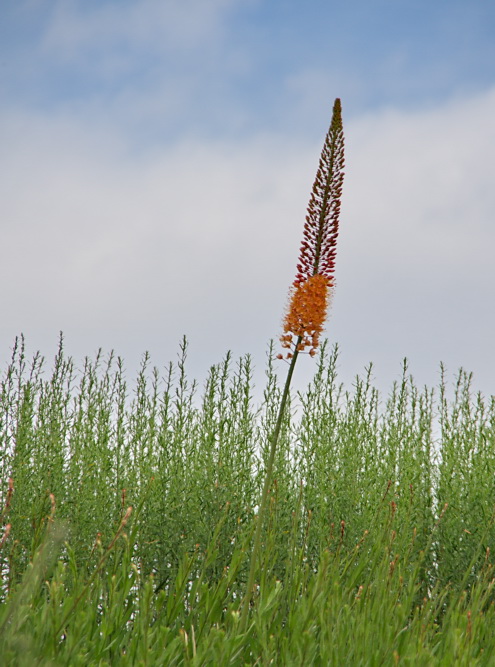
[4,0,495,137]
[1,0,495,399]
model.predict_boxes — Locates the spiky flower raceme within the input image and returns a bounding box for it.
[279,98,344,359]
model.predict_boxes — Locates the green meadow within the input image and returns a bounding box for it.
[1,334,495,665]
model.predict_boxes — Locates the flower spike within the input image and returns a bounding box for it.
[281,98,344,358]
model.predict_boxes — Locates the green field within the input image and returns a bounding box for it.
[1,335,495,665]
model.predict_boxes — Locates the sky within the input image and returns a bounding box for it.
[1,0,495,404]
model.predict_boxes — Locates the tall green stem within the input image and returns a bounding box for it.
[240,338,301,631]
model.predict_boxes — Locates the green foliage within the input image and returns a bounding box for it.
[1,336,495,664]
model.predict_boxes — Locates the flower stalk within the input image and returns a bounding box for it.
[240,98,345,631]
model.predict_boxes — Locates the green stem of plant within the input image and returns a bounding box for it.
[240,339,301,632]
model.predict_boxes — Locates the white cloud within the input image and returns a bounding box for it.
[345,89,495,267]
[42,0,238,60]
[336,87,495,392]
[1,86,494,398]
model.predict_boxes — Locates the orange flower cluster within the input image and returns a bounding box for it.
[279,274,331,359]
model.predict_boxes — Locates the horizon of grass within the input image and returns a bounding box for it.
[1,334,495,664]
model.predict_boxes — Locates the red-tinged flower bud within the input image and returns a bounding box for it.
[295,99,344,285]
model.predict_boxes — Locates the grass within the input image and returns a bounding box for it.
[1,334,495,665]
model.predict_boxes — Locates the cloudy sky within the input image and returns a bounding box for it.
[1,0,494,401]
